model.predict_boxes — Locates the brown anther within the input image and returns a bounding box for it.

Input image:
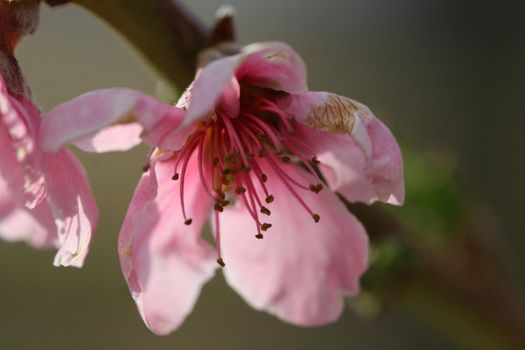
[312,156,321,165]
[309,184,323,193]
[261,223,272,231]
[265,195,275,203]
[221,176,229,185]
[216,257,226,267]
[214,204,224,212]
[185,218,193,225]
[235,187,247,195]
[281,155,291,163]
[255,233,264,240]
[222,169,231,176]
[172,173,180,181]
[258,148,267,157]
[217,192,226,200]
[213,157,220,166]
[220,200,230,207]
[260,174,268,182]
[312,214,320,223]
[242,165,252,172]
[142,164,150,172]
[260,206,271,216]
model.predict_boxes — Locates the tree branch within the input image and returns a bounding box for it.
[46,0,207,88]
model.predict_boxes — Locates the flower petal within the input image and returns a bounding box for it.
[238,41,308,93]
[0,203,57,249]
[41,88,181,153]
[220,159,368,326]
[184,41,306,125]
[282,92,404,205]
[40,150,99,268]
[183,55,243,126]
[118,155,216,335]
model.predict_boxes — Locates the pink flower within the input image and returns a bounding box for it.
[42,42,404,335]
[0,72,98,267]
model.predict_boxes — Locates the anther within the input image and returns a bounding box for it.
[312,156,320,165]
[214,204,224,212]
[221,176,229,185]
[261,223,272,231]
[172,173,180,181]
[142,164,150,172]
[255,233,264,239]
[260,206,271,216]
[260,174,268,182]
[217,192,226,200]
[213,157,220,166]
[281,155,291,163]
[312,214,320,223]
[216,258,226,267]
[235,187,247,195]
[309,184,324,193]
[258,148,267,157]
[265,195,274,203]
[185,218,193,225]
[222,169,231,176]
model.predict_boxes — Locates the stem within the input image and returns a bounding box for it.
[47,0,207,88]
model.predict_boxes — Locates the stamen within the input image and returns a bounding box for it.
[235,186,247,195]
[214,211,225,267]
[142,147,157,172]
[221,112,250,166]
[261,223,272,231]
[309,183,324,193]
[197,133,214,198]
[260,206,271,216]
[267,153,311,191]
[178,141,196,225]
[257,97,294,132]
[271,160,321,223]
[245,113,283,150]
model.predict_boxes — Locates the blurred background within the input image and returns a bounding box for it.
[1,0,524,349]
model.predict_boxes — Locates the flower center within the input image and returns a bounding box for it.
[146,95,324,267]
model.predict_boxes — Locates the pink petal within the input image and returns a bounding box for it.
[41,88,181,153]
[282,92,404,205]
[0,114,25,205]
[184,55,243,126]
[237,41,308,93]
[0,203,57,249]
[40,150,99,267]
[217,77,241,118]
[184,41,307,125]
[219,159,369,326]
[118,155,216,335]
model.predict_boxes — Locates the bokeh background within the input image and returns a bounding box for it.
[1,0,523,349]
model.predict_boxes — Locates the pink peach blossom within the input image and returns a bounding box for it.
[42,41,404,335]
[0,72,98,267]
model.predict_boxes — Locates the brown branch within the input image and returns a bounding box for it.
[46,0,207,88]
